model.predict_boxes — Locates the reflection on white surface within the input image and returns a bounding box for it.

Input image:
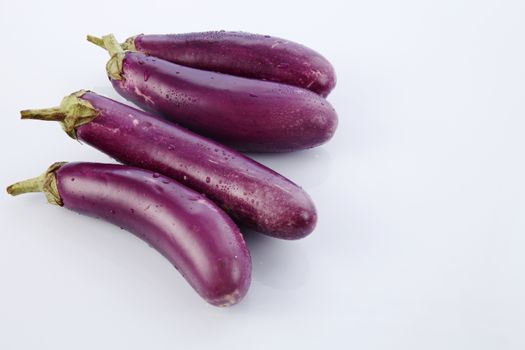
[242,229,310,290]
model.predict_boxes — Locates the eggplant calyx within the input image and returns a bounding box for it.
[86,34,137,52]
[6,162,66,206]
[102,34,125,80]
[20,90,99,139]
[87,34,125,80]
[121,36,137,51]
[106,53,125,80]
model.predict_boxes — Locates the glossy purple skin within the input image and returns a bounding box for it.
[134,31,337,97]
[78,92,317,239]
[55,162,251,307]
[111,52,338,153]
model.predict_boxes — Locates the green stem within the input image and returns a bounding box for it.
[6,162,66,206]
[101,34,125,80]
[20,107,66,121]
[19,90,99,139]
[6,175,45,196]
[87,34,125,80]
[86,35,105,49]
[102,34,124,57]
[87,34,136,51]
[87,33,124,57]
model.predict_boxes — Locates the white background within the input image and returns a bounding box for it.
[0,0,524,349]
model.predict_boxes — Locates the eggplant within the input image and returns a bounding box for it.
[88,31,336,96]
[20,91,317,240]
[88,34,338,153]
[6,162,251,307]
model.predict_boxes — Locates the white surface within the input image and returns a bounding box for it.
[1,0,524,349]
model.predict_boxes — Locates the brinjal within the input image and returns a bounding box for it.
[21,91,317,240]
[88,31,336,96]
[88,34,338,153]
[6,162,251,307]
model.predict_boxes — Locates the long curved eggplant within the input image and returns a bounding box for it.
[88,34,338,153]
[6,162,251,307]
[20,91,317,240]
[88,31,337,96]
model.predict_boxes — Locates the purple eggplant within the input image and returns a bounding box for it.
[88,34,338,153]
[6,162,251,307]
[20,91,317,240]
[88,31,336,96]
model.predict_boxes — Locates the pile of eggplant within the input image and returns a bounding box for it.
[7,32,338,307]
